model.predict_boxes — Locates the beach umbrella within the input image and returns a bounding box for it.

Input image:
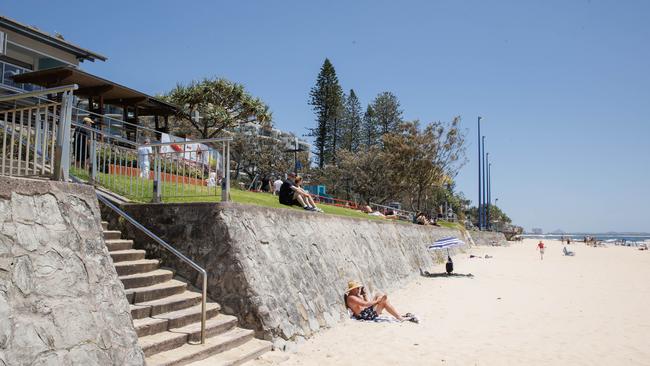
[428,237,465,274]
[427,237,465,251]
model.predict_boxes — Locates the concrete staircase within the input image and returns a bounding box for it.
[101,221,272,366]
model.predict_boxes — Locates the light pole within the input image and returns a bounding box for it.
[481,136,486,230]
[487,160,491,231]
[477,116,482,230]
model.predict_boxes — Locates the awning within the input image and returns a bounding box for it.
[13,66,177,116]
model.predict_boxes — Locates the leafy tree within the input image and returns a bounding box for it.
[230,132,308,182]
[308,58,343,168]
[340,89,363,152]
[165,78,271,139]
[370,92,402,137]
[311,147,392,203]
[383,117,466,211]
[466,205,512,228]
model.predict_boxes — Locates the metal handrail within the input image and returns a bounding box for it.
[0,84,78,102]
[96,193,208,344]
[146,137,233,147]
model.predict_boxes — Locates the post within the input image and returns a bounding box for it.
[200,272,207,344]
[477,116,482,230]
[152,147,161,203]
[225,140,230,201]
[481,136,487,228]
[54,90,73,181]
[487,160,491,230]
[90,131,97,184]
[221,141,227,201]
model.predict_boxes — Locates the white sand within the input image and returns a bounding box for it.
[251,239,650,366]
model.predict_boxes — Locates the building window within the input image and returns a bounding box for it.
[0,60,40,91]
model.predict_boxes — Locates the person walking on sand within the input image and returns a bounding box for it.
[537,240,545,260]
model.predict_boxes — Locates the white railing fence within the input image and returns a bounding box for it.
[1,86,231,203]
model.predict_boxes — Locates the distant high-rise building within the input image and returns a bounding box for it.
[531,228,543,235]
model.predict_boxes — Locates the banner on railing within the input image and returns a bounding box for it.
[160,133,221,170]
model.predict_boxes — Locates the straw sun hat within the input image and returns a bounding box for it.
[345,280,362,294]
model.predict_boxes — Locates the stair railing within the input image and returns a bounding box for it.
[97,193,208,344]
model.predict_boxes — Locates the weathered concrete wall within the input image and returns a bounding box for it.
[106,202,467,344]
[470,230,509,246]
[0,177,144,366]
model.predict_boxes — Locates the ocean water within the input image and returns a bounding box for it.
[522,234,650,246]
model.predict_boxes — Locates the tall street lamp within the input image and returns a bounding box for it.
[482,136,487,230]
[477,116,482,230]
[487,160,491,231]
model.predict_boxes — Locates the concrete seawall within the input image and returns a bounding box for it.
[105,202,468,344]
[0,177,144,365]
[470,230,509,246]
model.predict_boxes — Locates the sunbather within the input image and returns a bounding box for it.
[344,281,414,322]
[360,205,398,219]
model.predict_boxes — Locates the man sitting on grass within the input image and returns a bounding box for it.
[278,172,322,212]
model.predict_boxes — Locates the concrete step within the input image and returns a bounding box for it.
[130,304,153,320]
[140,331,188,358]
[101,221,108,230]
[139,314,239,357]
[105,239,134,251]
[133,317,169,338]
[146,328,255,366]
[120,269,174,290]
[136,291,203,317]
[154,302,221,330]
[125,279,187,304]
[115,259,160,276]
[172,314,238,343]
[189,338,273,366]
[103,230,122,240]
[110,249,146,263]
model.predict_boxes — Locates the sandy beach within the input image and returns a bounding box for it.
[252,239,650,366]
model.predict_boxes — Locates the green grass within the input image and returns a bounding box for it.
[71,168,380,220]
[437,220,465,231]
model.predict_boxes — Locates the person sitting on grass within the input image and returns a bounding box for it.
[278,172,322,212]
[415,212,429,225]
[360,205,398,219]
[344,281,417,323]
[294,176,323,212]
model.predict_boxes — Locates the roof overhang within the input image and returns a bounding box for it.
[0,15,107,62]
[14,66,177,116]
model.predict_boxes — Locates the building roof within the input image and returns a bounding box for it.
[14,66,177,116]
[0,15,107,62]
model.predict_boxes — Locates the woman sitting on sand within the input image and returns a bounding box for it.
[344,281,417,322]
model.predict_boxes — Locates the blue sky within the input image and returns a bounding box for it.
[4,0,649,232]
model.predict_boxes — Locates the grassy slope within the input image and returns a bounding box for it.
[72,168,380,220]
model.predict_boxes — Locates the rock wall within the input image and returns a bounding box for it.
[0,177,144,366]
[105,202,467,344]
[469,230,509,246]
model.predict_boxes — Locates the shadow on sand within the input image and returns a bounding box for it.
[419,269,474,278]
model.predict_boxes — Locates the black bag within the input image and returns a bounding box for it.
[445,255,454,274]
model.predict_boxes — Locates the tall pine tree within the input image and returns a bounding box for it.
[340,89,363,152]
[371,91,403,137]
[362,105,378,149]
[309,59,343,168]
